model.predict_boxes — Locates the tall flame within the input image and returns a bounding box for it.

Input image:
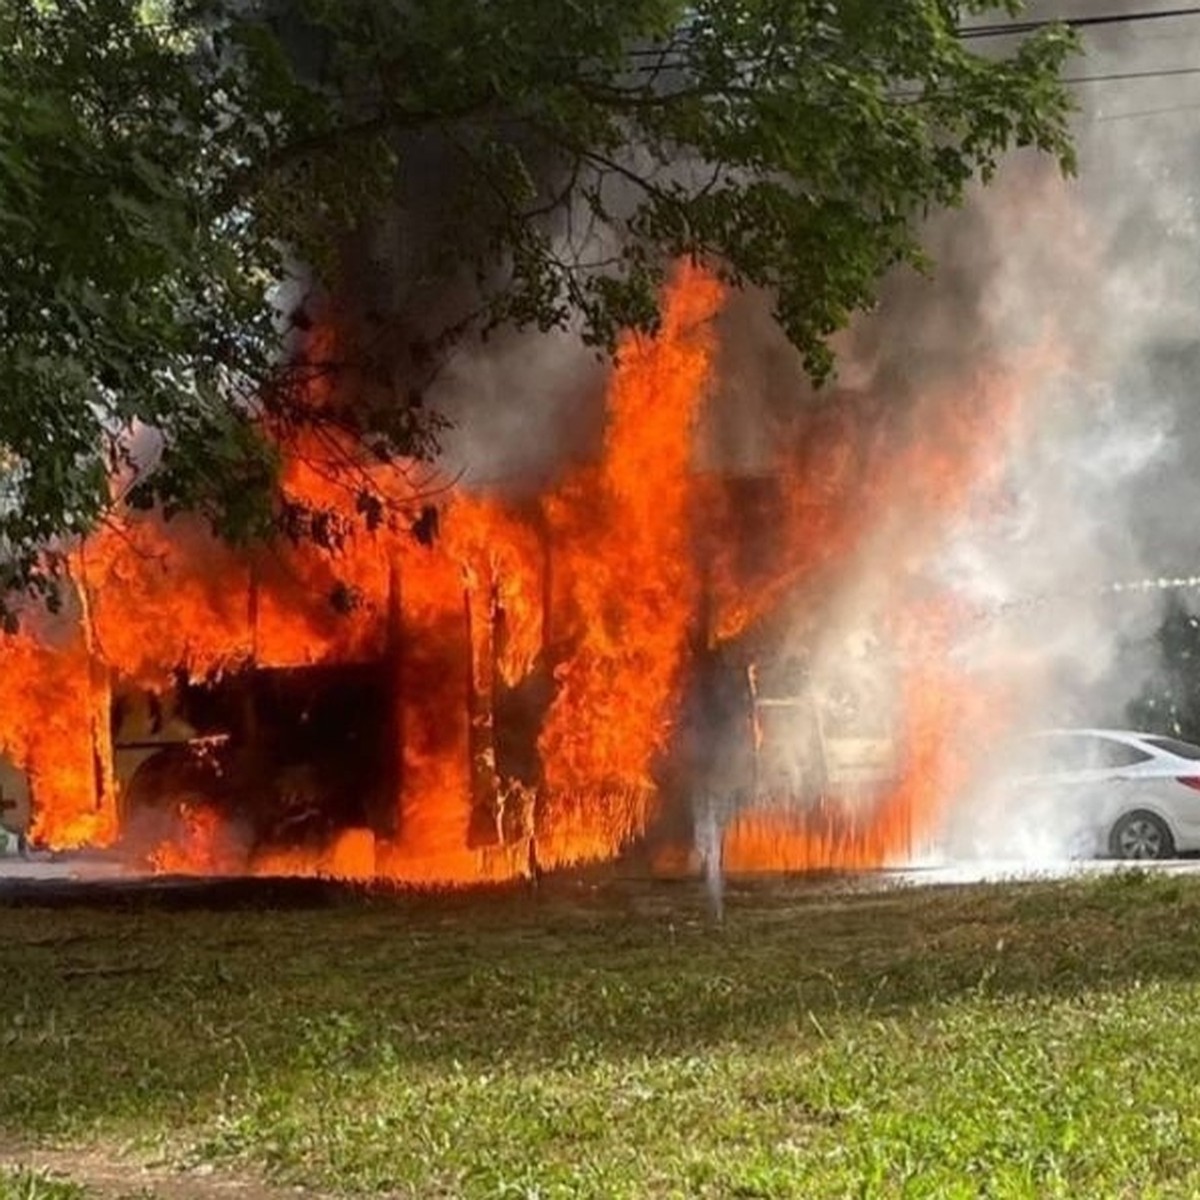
[0,263,1050,882]
[537,264,724,861]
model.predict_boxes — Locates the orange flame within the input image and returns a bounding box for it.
[0,629,117,849]
[723,634,1006,873]
[537,263,725,861]
[0,261,1052,883]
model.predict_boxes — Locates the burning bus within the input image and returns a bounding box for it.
[24,510,891,872]
[0,266,1002,881]
[2,481,903,880]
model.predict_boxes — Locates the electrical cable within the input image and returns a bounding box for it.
[1090,99,1200,120]
[961,6,1200,39]
[1065,64,1200,83]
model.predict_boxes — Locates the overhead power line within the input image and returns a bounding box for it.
[962,6,1200,39]
[888,62,1200,104]
[1091,100,1200,120]
[621,8,1200,61]
[1065,64,1200,84]
[624,8,1200,68]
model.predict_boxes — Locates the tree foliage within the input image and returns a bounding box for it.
[1129,596,1200,741]
[1,0,283,596]
[0,0,1077,593]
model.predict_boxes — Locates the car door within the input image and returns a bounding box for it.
[1124,736,1200,847]
[1014,734,1133,855]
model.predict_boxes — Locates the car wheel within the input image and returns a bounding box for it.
[1109,810,1176,861]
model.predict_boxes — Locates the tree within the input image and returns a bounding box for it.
[1129,595,1200,742]
[0,0,1076,598]
[1,0,282,601]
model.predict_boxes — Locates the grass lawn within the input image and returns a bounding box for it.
[4,869,1200,1198]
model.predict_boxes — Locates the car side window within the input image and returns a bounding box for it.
[1142,736,1200,761]
[1094,741,1153,769]
[1025,736,1093,772]
[1024,735,1151,773]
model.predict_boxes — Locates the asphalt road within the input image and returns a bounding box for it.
[884,856,1200,886]
[0,854,126,883]
[4,852,1200,898]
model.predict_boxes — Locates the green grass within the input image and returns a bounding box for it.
[4,870,1200,1197]
[0,1171,87,1200]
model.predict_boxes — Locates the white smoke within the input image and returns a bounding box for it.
[685,3,1200,866]
[429,325,607,493]
[363,4,1200,868]
[917,2,1200,859]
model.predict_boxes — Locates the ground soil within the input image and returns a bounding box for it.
[0,1141,318,1200]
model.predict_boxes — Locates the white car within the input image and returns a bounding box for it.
[985,728,1200,861]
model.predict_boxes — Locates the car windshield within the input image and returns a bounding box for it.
[1140,735,1200,761]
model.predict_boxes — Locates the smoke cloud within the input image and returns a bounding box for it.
[386,4,1200,870]
[864,1,1200,860]
[256,2,1200,875]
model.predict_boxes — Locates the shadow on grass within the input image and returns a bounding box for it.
[1,868,1197,1135]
